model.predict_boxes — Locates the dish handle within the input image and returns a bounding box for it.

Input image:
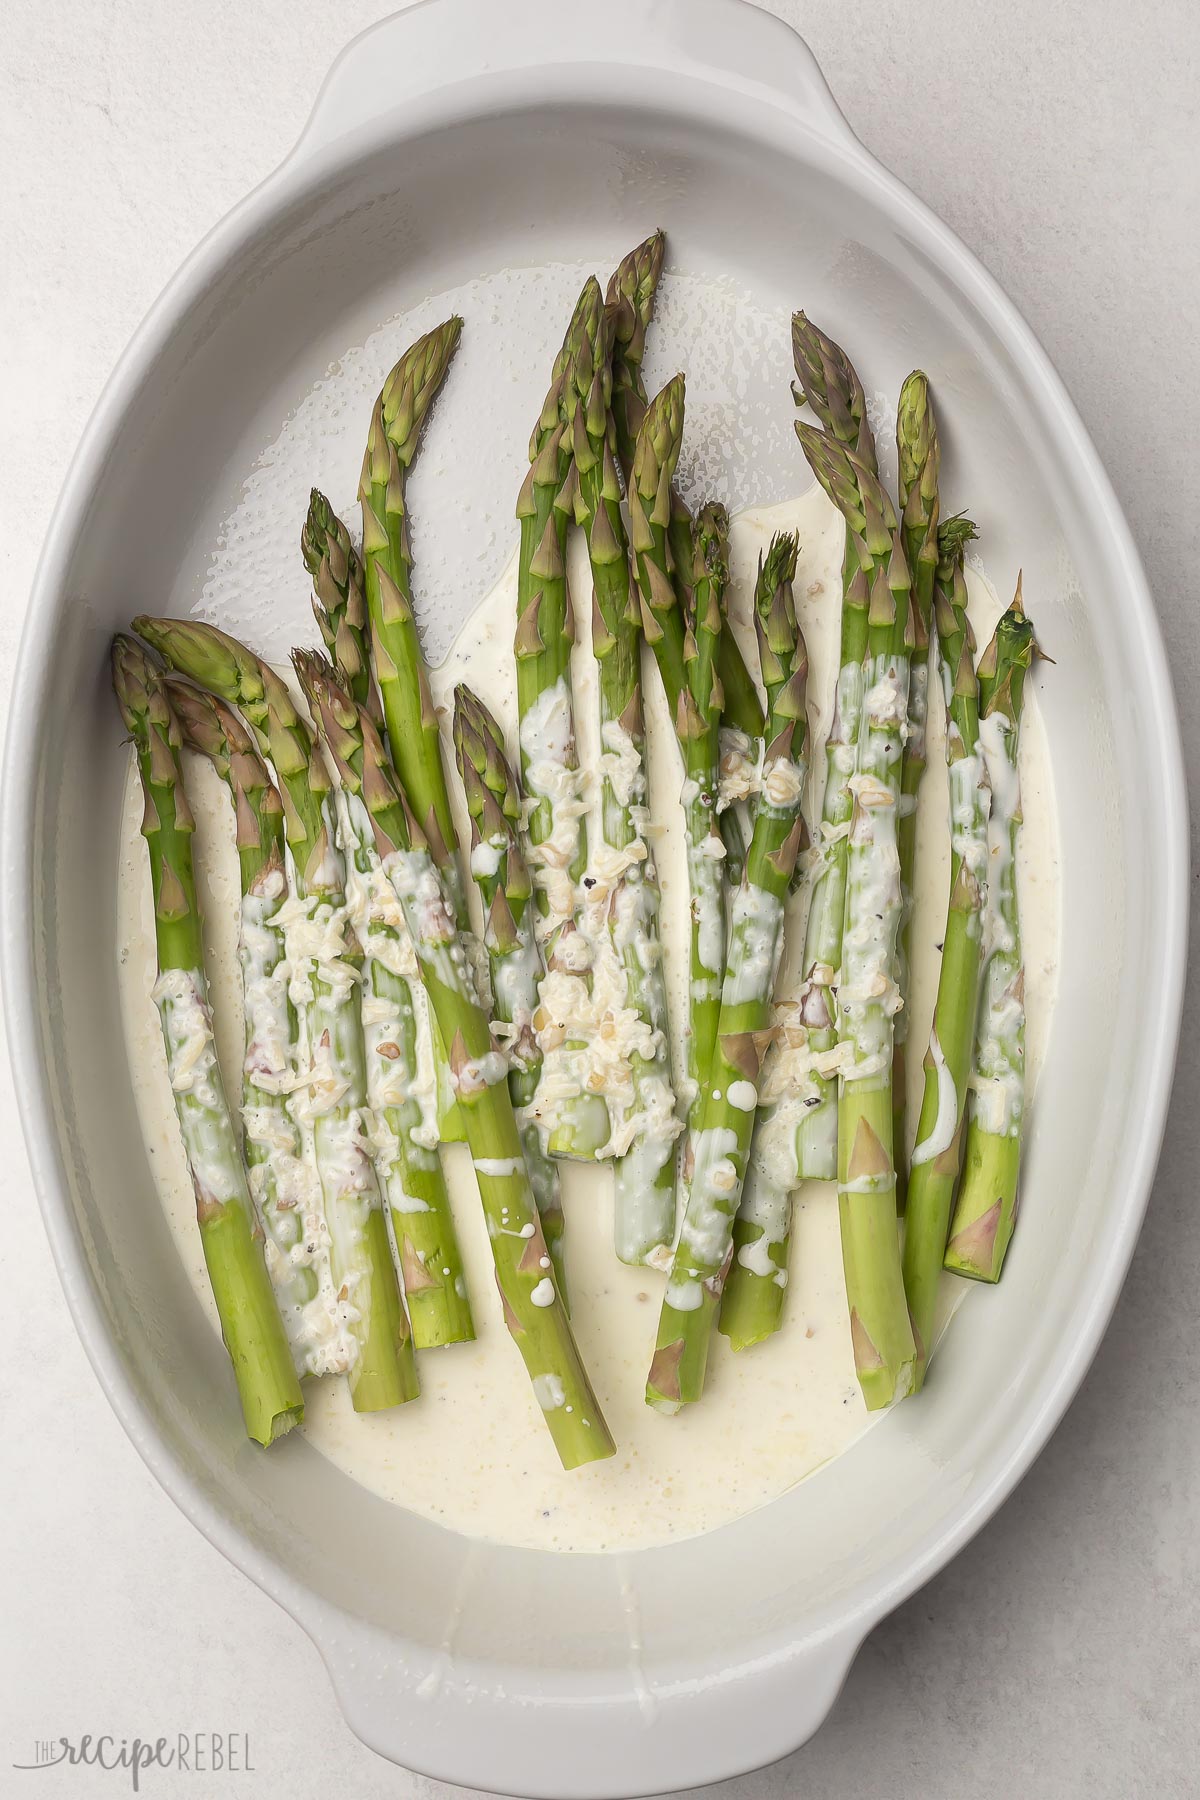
[293,0,858,163]
[312,1617,866,1792]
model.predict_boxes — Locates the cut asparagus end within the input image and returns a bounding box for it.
[719,1218,791,1353]
[546,1097,613,1163]
[943,1132,1021,1282]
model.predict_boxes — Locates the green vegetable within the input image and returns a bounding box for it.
[452,686,567,1298]
[793,421,918,1411]
[789,315,879,1181]
[564,283,679,1264]
[112,637,303,1446]
[305,657,615,1470]
[131,617,419,1412]
[647,533,808,1411]
[891,374,941,1199]
[900,517,985,1383]
[943,587,1035,1284]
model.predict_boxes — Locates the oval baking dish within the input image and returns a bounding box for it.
[2,1,1187,1793]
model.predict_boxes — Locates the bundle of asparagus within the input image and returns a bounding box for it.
[114,248,1045,1454]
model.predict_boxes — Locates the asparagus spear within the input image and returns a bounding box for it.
[680,501,733,1139]
[719,333,884,1337]
[790,315,880,1180]
[451,686,567,1296]
[791,311,877,465]
[360,319,464,904]
[900,517,986,1383]
[303,492,473,1349]
[668,489,765,891]
[166,678,342,1374]
[629,376,690,721]
[360,321,468,1145]
[668,493,765,795]
[628,378,722,1168]
[717,1006,806,1352]
[302,486,383,729]
[566,284,680,1264]
[892,375,941,1197]
[606,227,664,475]
[943,586,1035,1283]
[304,658,615,1469]
[132,617,418,1412]
[516,285,610,1162]
[796,425,918,1408]
[605,232,765,774]
[112,638,303,1446]
[647,533,808,1412]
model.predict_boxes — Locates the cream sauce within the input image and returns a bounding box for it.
[116,484,1060,1553]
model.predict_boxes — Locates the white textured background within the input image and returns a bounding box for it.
[3,2,1198,1796]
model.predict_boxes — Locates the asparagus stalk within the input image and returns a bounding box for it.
[360,319,464,902]
[566,285,680,1264]
[892,375,941,1197]
[359,320,468,1145]
[605,232,765,780]
[797,425,918,1409]
[647,534,808,1412]
[668,488,765,892]
[790,315,880,1179]
[680,501,733,1137]
[516,285,610,1162]
[303,492,473,1349]
[628,378,721,1165]
[302,486,383,730]
[132,618,418,1412]
[112,638,303,1446]
[451,686,567,1296]
[900,517,986,1383]
[629,376,690,720]
[166,678,341,1374]
[304,659,615,1469]
[715,528,825,1357]
[943,586,1035,1282]
[668,493,765,795]
[606,227,664,475]
[718,1007,806,1351]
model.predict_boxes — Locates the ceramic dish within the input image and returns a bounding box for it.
[2,1,1187,1793]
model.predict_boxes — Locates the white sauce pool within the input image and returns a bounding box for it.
[116,484,1060,1553]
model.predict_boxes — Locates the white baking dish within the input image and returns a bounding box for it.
[2,1,1187,1793]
